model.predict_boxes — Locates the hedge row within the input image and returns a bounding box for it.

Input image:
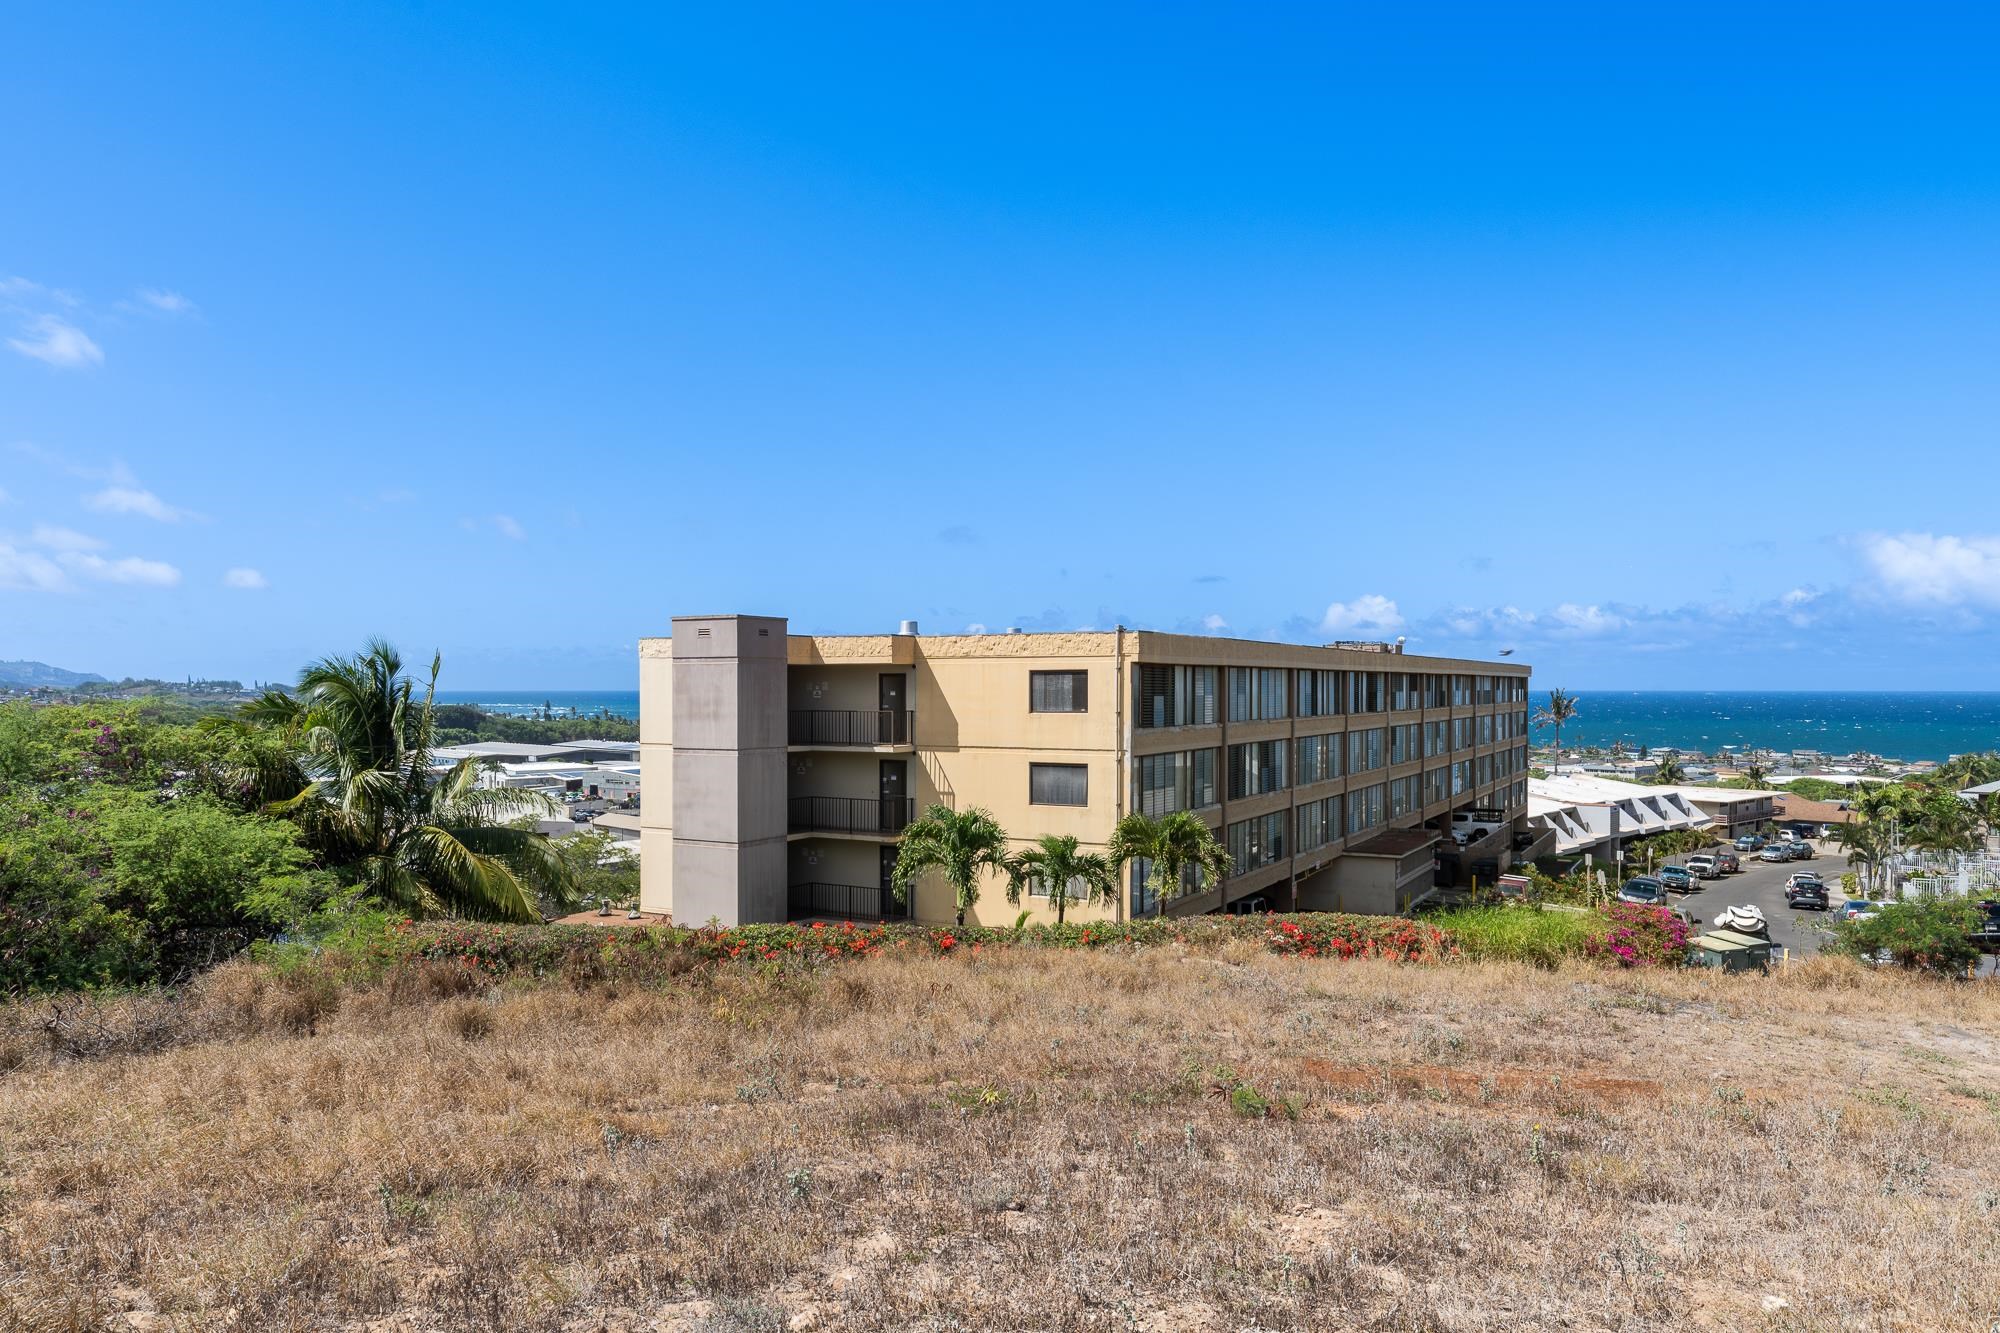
[366,911,1458,982]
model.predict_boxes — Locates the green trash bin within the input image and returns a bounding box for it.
[1689,928,1773,973]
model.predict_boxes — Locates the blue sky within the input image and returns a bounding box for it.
[5,3,2000,690]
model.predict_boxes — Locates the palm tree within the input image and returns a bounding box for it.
[1743,762,1770,788]
[1651,755,1687,785]
[1004,834,1118,926]
[245,640,577,922]
[1107,811,1235,918]
[1831,818,1890,899]
[1532,689,1579,774]
[890,804,1009,927]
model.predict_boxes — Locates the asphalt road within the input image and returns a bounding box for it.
[1657,842,1851,957]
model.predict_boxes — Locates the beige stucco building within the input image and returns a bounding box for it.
[639,615,1533,926]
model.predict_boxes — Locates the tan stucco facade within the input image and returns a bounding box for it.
[639,617,1532,926]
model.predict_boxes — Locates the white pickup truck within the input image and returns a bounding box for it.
[1685,853,1722,880]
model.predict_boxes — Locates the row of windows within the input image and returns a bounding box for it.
[1137,665,1532,728]
[1057,738,1530,815]
[1212,776,1534,880]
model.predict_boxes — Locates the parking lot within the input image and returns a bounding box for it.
[1658,842,1852,957]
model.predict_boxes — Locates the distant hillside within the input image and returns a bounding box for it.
[0,659,106,688]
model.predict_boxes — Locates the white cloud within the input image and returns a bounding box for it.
[29,524,104,552]
[491,514,526,540]
[1201,613,1228,632]
[61,552,181,586]
[136,288,195,315]
[7,315,103,368]
[1320,594,1404,635]
[964,622,989,634]
[1857,533,2000,609]
[223,566,268,590]
[1779,587,1818,608]
[84,486,191,522]
[1547,603,1627,635]
[0,542,69,591]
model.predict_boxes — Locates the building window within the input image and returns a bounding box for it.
[1225,811,1288,874]
[1390,723,1420,766]
[1134,748,1220,815]
[1347,726,1386,774]
[1227,739,1289,800]
[1029,763,1088,806]
[1348,671,1385,714]
[1029,670,1088,713]
[1298,669,1344,718]
[1296,733,1340,786]
[1135,665,1219,729]
[1389,774,1420,818]
[1347,783,1385,836]
[1228,667,1291,722]
[1424,674,1450,709]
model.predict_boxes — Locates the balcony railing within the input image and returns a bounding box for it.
[788,795,915,836]
[788,709,914,747]
[787,881,907,922]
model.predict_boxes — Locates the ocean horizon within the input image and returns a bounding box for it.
[439,688,2000,763]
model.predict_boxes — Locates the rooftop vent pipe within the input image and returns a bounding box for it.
[898,619,919,635]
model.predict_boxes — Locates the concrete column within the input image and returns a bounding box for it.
[671,614,789,925]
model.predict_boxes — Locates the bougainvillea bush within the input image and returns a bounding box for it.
[1582,903,1693,968]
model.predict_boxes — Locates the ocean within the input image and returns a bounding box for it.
[436,690,640,720]
[437,689,2000,762]
[1558,692,2000,761]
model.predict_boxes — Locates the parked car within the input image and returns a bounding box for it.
[1785,881,1830,911]
[1785,871,1823,890]
[1758,844,1792,863]
[1840,900,1884,922]
[1686,853,1721,880]
[1735,834,1765,852]
[1618,876,1667,905]
[1785,840,1814,861]
[1659,865,1696,892]
[1970,901,2000,953]
[1715,851,1742,874]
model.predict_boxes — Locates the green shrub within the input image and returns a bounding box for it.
[1830,896,1982,974]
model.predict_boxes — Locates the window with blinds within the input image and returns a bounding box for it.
[1029,763,1088,806]
[1227,739,1288,799]
[1347,727,1386,774]
[1134,665,1218,728]
[1029,670,1088,713]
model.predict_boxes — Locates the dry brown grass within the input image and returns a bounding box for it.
[4,951,2000,1331]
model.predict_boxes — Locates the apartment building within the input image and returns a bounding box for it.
[638,614,1533,927]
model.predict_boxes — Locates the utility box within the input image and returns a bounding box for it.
[1689,929,1773,973]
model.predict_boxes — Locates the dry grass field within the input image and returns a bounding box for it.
[4,947,2000,1331]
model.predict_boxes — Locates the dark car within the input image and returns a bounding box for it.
[1785,840,1814,861]
[1735,834,1765,852]
[1785,881,1830,911]
[1971,901,2000,953]
[1618,876,1667,906]
[1715,851,1742,874]
[1658,865,1696,893]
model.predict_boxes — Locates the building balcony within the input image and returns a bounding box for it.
[788,795,916,837]
[788,709,914,748]
[787,881,908,922]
